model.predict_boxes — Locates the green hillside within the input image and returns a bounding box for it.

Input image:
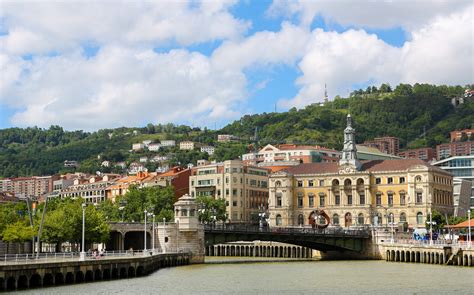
[0,83,472,178]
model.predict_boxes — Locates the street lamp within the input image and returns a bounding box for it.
[211,208,217,228]
[258,205,266,231]
[79,203,86,261]
[144,209,148,254]
[147,212,155,254]
[468,209,471,249]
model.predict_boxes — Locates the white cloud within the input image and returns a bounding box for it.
[0,1,249,55]
[268,0,472,30]
[2,46,246,130]
[278,5,474,109]
[0,1,472,130]
[212,22,310,71]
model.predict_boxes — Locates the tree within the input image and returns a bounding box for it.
[2,221,35,244]
[42,198,110,250]
[195,196,227,223]
[121,185,176,222]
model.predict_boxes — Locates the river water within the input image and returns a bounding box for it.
[17,258,474,294]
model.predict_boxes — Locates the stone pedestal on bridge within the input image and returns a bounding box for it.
[156,194,204,264]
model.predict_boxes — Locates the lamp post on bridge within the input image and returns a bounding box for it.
[79,203,86,261]
[468,209,471,249]
[144,209,148,255]
[147,212,155,254]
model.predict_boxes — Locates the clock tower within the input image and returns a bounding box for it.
[339,114,361,171]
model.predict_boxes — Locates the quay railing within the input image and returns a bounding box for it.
[379,239,473,250]
[204,224,371,238]
[1,248,191,266]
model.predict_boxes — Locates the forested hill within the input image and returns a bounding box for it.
[0,83,473,178]
[221,83,473,149]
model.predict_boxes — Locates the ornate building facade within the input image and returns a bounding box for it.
[268,115,454,229]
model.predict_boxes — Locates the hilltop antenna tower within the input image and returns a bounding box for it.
[324,83,329,104]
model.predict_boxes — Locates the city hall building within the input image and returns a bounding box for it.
[268,115,454,229]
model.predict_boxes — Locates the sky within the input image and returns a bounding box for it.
[0,0,473,131]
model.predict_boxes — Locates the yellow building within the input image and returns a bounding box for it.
[268,115,453,229]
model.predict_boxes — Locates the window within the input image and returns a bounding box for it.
[225,177,229,184]
[388,193,394,207]
[357,213,364,225]
[399,177,405,184]
[217,190,221,196]
[276,193,282,208]
[181,209,188,216]
[191,180,194,186]
[319,180,325,186]
[308,194,314,207]
[400,193,406,205]
[376,193,382,206]
[276,214,282,226]
[416,192,423,204]
[388,213,394,225]
[388,177,393,184]
[416,212,423,224]
[232,201,237,207]
[225,189,229,196]
[347,195,352,205]
[320,195,325,207]
[359,193,365,205]
[400,212,407,222]
[232,189,237,196]
[297,193,303,208]
[375,178,381,184]
[308,180,314,187]
[298,214,304,226]
[335,194,340,205]
[333,214,339,225]
[297,180,303,187]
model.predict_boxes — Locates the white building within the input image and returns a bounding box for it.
[132,143,145,151]
[242,144,341,165]
[161,140,176,147]
[139,157,148,163]
[201,146,215,155]
[432,155,474,210]
[148,143,162,151]
[128,162,147,174]
[101,161,110,167]
[180,141,195,150]
[142,140,153,146]
[217,134,238,142]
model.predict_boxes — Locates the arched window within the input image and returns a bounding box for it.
[276,214,282,226]
[275,181,282,187]
[298,214,304,226]
[400,212,407,223]
[333,214,339,225]
[373,213,382,226]
[416,212,423,224]
[388,213,394,225]
[344,212,352,227]
[357,213,364,225]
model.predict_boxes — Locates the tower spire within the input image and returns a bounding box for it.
[339,114,361,171]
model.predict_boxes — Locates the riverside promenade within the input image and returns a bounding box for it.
[378,240,473,267]
[0,250,191,291]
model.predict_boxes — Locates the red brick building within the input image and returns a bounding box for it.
[361,136,400,155]
[398,147,436,162]
[437,141,474,160]
[450,129,474,142]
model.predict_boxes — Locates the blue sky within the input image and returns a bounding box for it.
[0,0,472,131]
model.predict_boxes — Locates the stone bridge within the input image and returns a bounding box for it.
[204,225,372,257]
[0,252,191,291]
[107,222,154,251]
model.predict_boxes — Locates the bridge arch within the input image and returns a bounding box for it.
[43,273,54,287]
[17,275,28,289]
[55,273,64,285]
[124,231,151,251]
[29,273,42,288]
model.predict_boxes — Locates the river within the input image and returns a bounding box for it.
[17,258,474,294]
